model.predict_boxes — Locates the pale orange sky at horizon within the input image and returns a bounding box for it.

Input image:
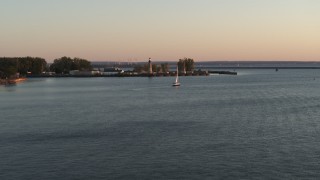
[1,0,319,62]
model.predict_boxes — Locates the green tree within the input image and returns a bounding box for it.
[30,57,47,74]
[178,58,194,73]
[17,57,32,75]
[54,56,73,74]
[0,58,18,78]
[50,57,91,74]
[0,57,48,77]
[178,59,185,73]
[73,57,92,71]
[185,58,195,72]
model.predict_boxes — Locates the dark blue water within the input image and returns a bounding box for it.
[1,69,320,179]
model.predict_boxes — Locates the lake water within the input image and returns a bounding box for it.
[1,69,320,179]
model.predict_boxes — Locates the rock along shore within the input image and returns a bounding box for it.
[0,78,27,85]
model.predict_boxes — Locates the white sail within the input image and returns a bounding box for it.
[172,66,180,86]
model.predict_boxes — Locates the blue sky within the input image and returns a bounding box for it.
[1,0,319,62]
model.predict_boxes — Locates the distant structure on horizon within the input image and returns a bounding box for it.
[148,58,152,74]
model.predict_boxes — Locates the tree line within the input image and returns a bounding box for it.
[0,56,92,79]
[178,58,195,73]
[133,58,195,74]
[0,56,195,78]
[50,57,92,74]
[0,57,47,78]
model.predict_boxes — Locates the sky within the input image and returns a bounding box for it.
[0,0,319,62]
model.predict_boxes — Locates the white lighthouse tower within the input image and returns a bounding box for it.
[148,58,152,74]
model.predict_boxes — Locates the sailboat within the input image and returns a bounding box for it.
[172,67,180,86]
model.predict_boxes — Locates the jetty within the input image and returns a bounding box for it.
[208,71,237,75]
[27,70,210,78]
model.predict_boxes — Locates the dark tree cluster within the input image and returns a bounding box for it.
[178,58,195,73]
[0,57,47,78]
[50,57,92,74]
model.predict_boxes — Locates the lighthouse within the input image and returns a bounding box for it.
[148,58,152,74]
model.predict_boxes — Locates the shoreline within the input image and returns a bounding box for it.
[26,70,237,78]
[0,78,27,85]
[27,71,213,78]
[1,71,236,85]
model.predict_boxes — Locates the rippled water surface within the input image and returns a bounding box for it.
[1,69,320,179]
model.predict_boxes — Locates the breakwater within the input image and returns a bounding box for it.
[27,71,212,78]
[208,71,237,75]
